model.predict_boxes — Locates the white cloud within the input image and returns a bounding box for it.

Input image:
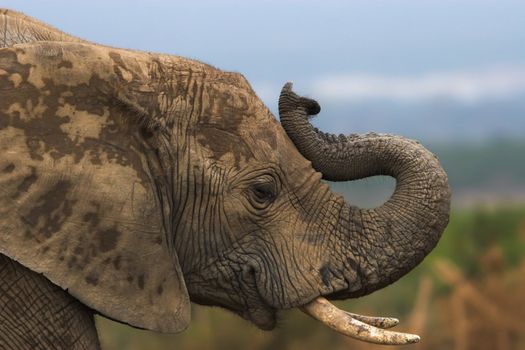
[310,66,525,104]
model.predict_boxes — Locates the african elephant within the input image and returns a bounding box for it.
[0,8,451,349]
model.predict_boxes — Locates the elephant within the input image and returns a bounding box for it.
[0,8,451,350]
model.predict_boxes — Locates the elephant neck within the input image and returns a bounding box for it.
[0,253,100,350]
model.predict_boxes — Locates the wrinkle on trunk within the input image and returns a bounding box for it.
[279,83,451,296]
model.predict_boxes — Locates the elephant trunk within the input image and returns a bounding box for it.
[279,82,451,296]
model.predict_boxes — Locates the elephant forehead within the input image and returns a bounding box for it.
[248,115,314,163]
[196,109,284,165]
[194,80,318,171]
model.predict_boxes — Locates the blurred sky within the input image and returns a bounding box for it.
[2,0,524,137]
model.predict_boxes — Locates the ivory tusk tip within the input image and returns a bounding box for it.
[407,334,421,344]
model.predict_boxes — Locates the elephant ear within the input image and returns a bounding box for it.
[0,42,190,332]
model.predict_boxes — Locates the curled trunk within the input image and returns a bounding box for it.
[279,82,451,296]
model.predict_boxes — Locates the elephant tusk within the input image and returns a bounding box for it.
[299,297,420,345]
[343,311,399,329]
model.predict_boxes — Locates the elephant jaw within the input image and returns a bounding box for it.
[242,304,277,331]
[299,297,420,345]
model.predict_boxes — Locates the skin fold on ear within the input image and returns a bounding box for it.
[0,42,190,332]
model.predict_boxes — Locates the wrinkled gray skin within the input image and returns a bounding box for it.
[0,9,450,349]
[0,254,100,349]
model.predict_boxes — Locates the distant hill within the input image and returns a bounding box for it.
[433,139,525,190]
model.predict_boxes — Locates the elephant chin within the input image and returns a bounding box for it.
[242,306,277,331]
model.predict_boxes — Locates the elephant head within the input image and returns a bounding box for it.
[0,10,450,346]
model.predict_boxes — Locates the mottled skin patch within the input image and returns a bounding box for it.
[57,103,110,143]
[113,255,122,270]
[0,49,99,162]
[1,49,152,178]
[96,227,121,253]
[2,163,15,173]
[8,72,22,86]
[196,126,254,168]
[57,60,73,69]
[12,166,37,199]
[23,180,75,240]
[85,274,99,286]
[65,209,121,271]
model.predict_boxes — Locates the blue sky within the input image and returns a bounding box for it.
[2,0,524,138]
[3,2,523,75]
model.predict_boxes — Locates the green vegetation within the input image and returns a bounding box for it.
[431,205,525,273]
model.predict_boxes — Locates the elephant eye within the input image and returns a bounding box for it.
[253,183,275,200]
[249,181,277,208]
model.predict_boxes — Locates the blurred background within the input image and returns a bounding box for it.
[2,0,524,349]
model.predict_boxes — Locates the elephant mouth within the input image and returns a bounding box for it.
[242,304,277,331]
[239,265,278,330]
